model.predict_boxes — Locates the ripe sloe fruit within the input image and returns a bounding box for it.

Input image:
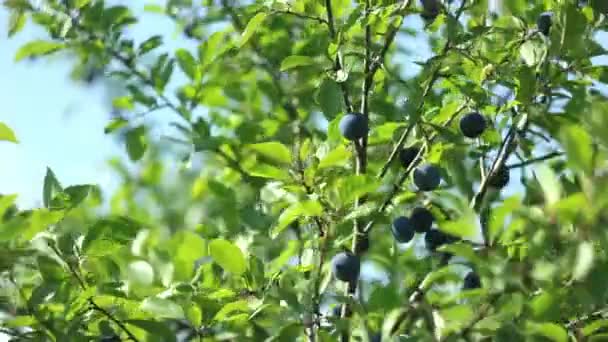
[371,333,381,342]
[410,207,434,233]
[339,113,368,141]
[488,166,510,189]
[331,251,360,283]
[413,164,441,191]
[424,229,450,252]
[537,12,553,36]
[459,112,486,138]
[420,0,440,20]
[463,271,481,290]
[399,146,420,169]
[391,216,415,243]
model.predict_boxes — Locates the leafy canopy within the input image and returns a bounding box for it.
[2,0,608,341]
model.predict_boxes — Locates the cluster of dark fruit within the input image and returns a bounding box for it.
[332,110,492,293]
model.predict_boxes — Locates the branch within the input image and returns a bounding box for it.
[324,0,354,112]
[221,0,301,123]
[376,56,442,180]
[89,299,141,342]
[377,0,466,180]
[470,110,528,248]
[507,151,564,169]
[340,1,373,339]
[270,9,328,25]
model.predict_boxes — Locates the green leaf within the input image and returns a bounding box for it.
[245,163,290,180]
[573,241,594,281]
[140,298,184,319]
[318,145,351,169]
[5,315,36,328]
[560,125,593,174]
[240,12,267,47]
[169,231,206,280]
[185,304,202,327]
[143,4,165,13]
[272,200,323,238]
[0,122,18,143]
[520,39,546,67]
[14,40,64,61]
[280,55,316,71]
[112,96,134,110]
[247,141,292,164]
[104,118,128,134]
[138,35,163,55]
[525,322,568,342]
[43,167,62,209]
[125,126,147,161]
[126,320,176,342]
[63,185,92,208]
[583,319,608,336]
[334,174,380,206]
[82,216,142,256]
[315,78,342,119]
[127,260,154,286]
[8,11,26,37]
[213,300,249,322]
[536,164,561,206]
[208,239,247,275]
[175,48,198,80]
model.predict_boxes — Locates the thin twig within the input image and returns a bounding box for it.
[340,1,373,340]
[324,0,354,112]
[507,151,564,169]
[270,9,328,25]
[377,0,466,180]
[89,299,141,342]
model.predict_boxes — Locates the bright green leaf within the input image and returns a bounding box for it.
[208,239,247,275]
[15,40,64,61]
[42,167,62,209]
[141,297,184,319]
[240,12,267,47]
[280,55,316,71]
[272,200,323,238]
[247,141,292,164]
[0,122,18,143]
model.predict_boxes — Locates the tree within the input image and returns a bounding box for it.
[2,0,608,341]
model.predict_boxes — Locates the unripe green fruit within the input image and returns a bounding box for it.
[391,216,415,243]
[459,112,486,138]
[413,164,441,191]
[331,251,360,283]
[339,113,368,141]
